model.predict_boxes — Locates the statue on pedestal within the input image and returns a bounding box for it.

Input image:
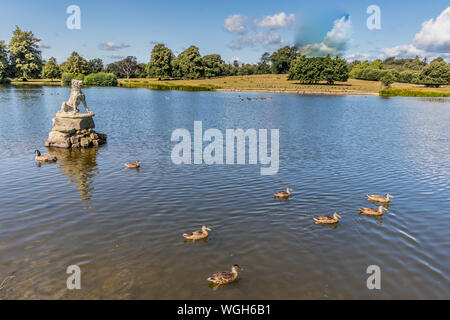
[45,80,107,149]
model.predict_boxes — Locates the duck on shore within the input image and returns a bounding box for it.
[207,264,241,288]
[34,150,57,163]
[183,225,212,240]
[367,193,393,203]
[313,212,342,224]
[359,206,387,216]
[274,187,293,199]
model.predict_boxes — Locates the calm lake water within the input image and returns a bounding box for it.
[0,85,449,299]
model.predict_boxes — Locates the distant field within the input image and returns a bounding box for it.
[119,75,450,96]
[8,75,450,97]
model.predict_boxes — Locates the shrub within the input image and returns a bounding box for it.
[0,78,11,85]
[84,72,118,86]
[379,89,450,97]
[62,73,84,86]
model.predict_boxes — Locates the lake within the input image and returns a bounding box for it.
[0,85,449,299]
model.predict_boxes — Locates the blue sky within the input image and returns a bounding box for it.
[0,0,449,65]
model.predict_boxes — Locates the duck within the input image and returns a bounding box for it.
[367,193,394,203]
[183,225,212,240]
[207,264,241,287]
[34,150,57,162]
[313,212,342,224]
[359,206,387,216]
[124,161,140,169]
[274,187,293,199]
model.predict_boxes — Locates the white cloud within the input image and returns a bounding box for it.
[412,6,450,52]
[224,12,296,51]
[299,16,352,57]
[351,7,450,62]
[108,54,125,60]
[379,44,427,58]
[38,42,51,49]
[345,52,375,62]
[228,31,285,51]
[223,14,249,34]
[99,42,131,51]
[255,12,296,30]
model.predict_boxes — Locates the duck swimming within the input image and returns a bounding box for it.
[359,206,387,216]
[207,264,240,287]
[313,212,342,224]
[125,161,140,169]
[34,150,57,163]
[183,225,212,240]
[367,193,393,203]
[274,187,293,199]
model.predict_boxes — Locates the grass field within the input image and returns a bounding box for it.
[7,75,450,97]
[119,75,450,96]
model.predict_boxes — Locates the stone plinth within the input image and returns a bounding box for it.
[45,111,107,149]
[52,111,96,132]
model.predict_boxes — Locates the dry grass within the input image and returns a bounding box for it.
[9,75,450,96]
[10,79,60,86]
[120,75,450,95]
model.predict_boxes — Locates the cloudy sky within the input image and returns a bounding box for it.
[0,0,449,64]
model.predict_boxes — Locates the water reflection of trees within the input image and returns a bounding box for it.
[48,147,99,201]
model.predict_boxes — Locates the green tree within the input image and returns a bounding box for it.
[41,57,61,79]
[380,70,396,88]
[87,58,104,74]
[415,57,450,87]
[8,26,42,79]
[270,46,298,74]
[172,46,204,79]
[146,44,173,79]
[256,52,271,74]
[202,54,225,78]
[134,63,147,78]
[61,51,89,75]
[288,56,349,84]
[0,40,9,79]
[238,63,256,76]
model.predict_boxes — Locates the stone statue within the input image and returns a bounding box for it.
[61,79,90,114]
[45,79,106,149]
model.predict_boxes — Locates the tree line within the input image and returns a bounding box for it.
[349,56,450,87]
[0,26,449,88]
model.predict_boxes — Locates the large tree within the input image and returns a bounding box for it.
[87,58,104,74]
[116,56,138,79]
[256,52,271,74]
[288,55,349,84]
[270,46,298,74]
[61,51,89,75]
[202,54,225,78]
[0,41,9,79]
[173,46,204,79]
[415,57,450,87]
[8,26,42,79]
[41,57,61,79]
[146,44,173,79]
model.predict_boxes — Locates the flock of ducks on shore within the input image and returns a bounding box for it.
[34,152,394,289]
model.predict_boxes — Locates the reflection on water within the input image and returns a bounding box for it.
[0,86,449,299]
[49,147,99,201]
